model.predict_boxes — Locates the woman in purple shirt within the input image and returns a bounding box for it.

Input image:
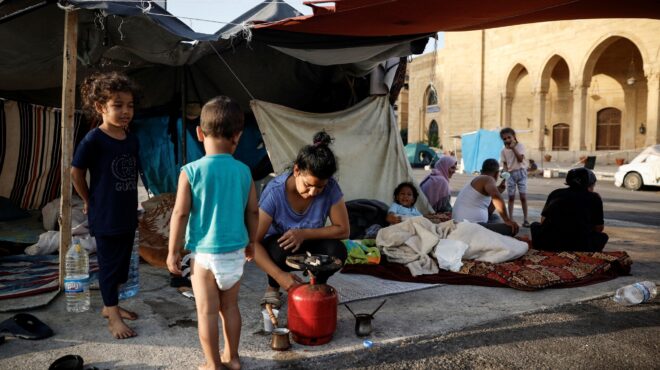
[254,131,349,307]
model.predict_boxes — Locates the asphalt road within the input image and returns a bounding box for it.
[320,297,660,370]
[412,171,660,227]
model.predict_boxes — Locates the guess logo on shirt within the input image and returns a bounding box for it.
[111,154,137,192]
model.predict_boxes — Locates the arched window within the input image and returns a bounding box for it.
[596,108,621,150]
[427,120,439,147]
[552,123,569,151]
[425,85,439,113]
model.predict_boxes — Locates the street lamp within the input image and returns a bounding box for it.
[626,50,637,86]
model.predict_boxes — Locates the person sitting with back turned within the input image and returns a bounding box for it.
[530,167,608,252]
[452,159,520,236]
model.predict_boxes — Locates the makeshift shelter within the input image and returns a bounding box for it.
[0,0,423,198]
[0,0,425,284]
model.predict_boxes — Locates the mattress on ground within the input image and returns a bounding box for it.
[341,249,632,291]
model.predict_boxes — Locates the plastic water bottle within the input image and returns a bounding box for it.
[119,230,140,300]
[65,238,90,312]
[612,281,657,305]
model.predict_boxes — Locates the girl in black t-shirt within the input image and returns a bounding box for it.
[531,168,608,252]
[71,72,141,339]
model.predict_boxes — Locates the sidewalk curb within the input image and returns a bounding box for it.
[260,294,620,369]
[541,167,616,180]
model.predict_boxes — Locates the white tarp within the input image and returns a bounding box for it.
[251,96,431,213]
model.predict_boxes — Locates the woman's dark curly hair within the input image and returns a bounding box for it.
[294,130,338,179]
[80,72,140,125]
[393,182,419,205]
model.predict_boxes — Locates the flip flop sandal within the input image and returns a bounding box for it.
[48,354,84,370]
[522,221,531,228]
[0,313,53,340]
[260,291,282,309]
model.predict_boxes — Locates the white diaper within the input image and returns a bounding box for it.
[192,249,246,291]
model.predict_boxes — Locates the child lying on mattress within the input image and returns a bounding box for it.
[386,182,449,225]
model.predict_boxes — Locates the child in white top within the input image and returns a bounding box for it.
[500,128,529,227]
[386,182,422,224]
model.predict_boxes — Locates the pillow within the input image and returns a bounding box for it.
[0,196,30,222]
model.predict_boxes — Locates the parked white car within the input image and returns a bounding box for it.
[614,144,660,190]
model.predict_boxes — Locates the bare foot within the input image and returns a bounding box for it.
[102,306,138,321]
[107,315,137,339]
[221,354,241,370]
[197,364,221,370]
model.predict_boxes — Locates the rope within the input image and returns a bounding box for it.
[137,7,285,28]
[56,2,76,11]
[207,41,255,100]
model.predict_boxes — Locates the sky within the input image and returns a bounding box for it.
[165,0,443,53]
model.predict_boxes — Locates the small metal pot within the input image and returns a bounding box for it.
[355,314,374,337]
[271,328,291,351]
[344,299,387,338]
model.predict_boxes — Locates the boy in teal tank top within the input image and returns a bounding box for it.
[167,96,258,370]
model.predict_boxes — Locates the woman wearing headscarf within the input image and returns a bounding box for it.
[530,167,608,252]
[420,156,458,214]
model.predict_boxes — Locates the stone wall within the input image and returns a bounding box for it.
[404,19,660,164]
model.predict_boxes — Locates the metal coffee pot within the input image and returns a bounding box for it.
[265,303,291,351]
[344,299,386,337]
[271,328,291,351]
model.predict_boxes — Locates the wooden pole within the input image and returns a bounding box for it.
[59,10,78,289]
[181,67,188,165]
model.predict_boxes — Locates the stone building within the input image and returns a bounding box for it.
[403,19,660,164]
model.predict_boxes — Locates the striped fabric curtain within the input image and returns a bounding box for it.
[0,99,84,210]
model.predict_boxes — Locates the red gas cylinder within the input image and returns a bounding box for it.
[287,278,337,346]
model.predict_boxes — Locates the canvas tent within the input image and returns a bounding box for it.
[0,0,426,283]
[0,0,425,111]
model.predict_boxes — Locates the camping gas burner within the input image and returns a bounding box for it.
[285,253,343,276]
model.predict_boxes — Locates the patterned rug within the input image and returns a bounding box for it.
[0,254,99,301]
[341,249,632,291]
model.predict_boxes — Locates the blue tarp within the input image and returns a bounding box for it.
[175,119,205,166]
[461,129,503,174]
[175,118,268,171]
[135,116,270,194]
[133,117,178,195]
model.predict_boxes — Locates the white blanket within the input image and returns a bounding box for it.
[26,196,94,255]
[376,217,455,276]
[250,96,432,213]
[447,221,528,264]
[377,218,528,275]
